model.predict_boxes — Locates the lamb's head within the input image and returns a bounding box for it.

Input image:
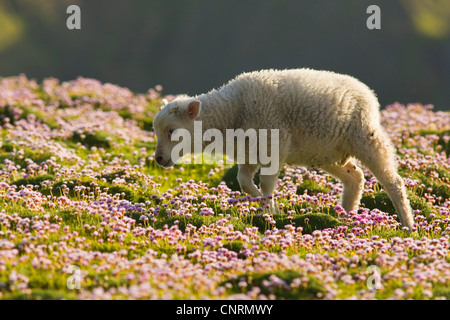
[153,97,202,167]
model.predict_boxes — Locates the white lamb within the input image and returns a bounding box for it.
[153,69,415,230]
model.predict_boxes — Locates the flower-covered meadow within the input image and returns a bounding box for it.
[0,75,449,300]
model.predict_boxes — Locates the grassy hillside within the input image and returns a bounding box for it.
[0,75,449,300]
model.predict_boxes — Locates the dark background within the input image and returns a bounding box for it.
[0,0,449,110]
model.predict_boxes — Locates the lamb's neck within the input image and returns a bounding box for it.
[196,89,241,133]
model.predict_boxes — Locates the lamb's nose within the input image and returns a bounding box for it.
[156,155,163,164]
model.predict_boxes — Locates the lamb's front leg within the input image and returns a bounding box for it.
[237,164,262,197]
[260,172,280,213]
[258,136,286,213]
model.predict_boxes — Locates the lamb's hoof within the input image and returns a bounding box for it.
[400,217,415,233]
[401,224,414,234]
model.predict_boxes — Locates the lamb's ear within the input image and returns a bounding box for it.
[187,100,201,119]
[159,99,168,111]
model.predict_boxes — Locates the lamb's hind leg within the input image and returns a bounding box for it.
[355,130,414,230]
[322,160,365,213]
[237,164,262,197]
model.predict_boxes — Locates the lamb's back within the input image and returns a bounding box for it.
[228,69,379,133]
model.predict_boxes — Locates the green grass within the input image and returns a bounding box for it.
[361,192,435,219]
[12,174,55,188]
[1,290,77,300]
[417,129,450,156]
[220,270,326,300]
[250,213,342,234]
[296,179,330,195]
[71,131,113,149]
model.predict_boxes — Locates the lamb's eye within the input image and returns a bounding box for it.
[168,128,175,137]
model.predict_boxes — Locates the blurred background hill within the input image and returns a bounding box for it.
[0,0,449,110]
